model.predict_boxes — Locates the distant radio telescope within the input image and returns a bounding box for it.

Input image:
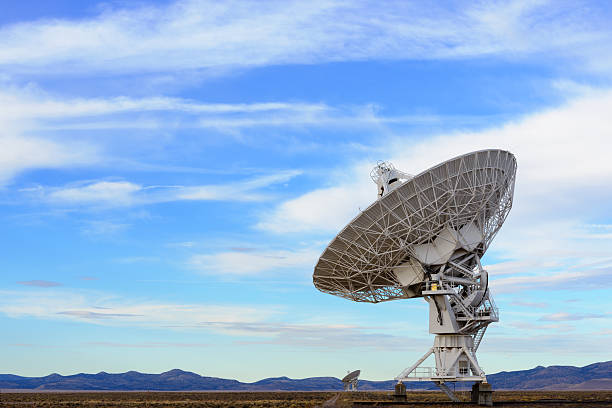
[313,150,516,404]
[342,369,360,391]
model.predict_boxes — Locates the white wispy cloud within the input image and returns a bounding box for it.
[1,84,330,186]
[485,260,564,277]
[28,170,301,208]
[225,322,428,351]
[0,86,390,188]
[490,267,612,294]
[166,241,196,248]
[256,183,373,234]
[507,321,573,332]
[1,87,453,132]
[0,289,275,328]
[84,341,211,348]
[80,220,130,236]
[0,135,98,187]
[189,247,320,275]
[539,312,608,322]
[0,88,99,186]
[481,332,609,354]
[510,300,549,309]
[0,88,329,120]
[113,256,161,264]
[0,0,609,76]
[0,288,419,350]
[48,181,141,206]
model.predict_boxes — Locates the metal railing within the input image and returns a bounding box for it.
[402,365,486,380]
[423,279,499,320]
[404,367,436,378]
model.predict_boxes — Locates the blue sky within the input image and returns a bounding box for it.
[1,0,611,381]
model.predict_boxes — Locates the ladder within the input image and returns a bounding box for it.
[436,382,460,402]
[473,326,487,351]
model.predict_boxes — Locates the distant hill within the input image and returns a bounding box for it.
[486,361,612,390]
[1,361,610,391]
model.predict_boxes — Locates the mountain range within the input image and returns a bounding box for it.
[1,361,610,391]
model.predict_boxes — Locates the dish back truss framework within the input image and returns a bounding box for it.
[313,150,517,403]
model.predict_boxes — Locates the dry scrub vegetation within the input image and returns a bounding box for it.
[0,390,611,407]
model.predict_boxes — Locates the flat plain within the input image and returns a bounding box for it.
[1,390,611,407]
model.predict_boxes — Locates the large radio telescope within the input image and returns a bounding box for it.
[313,149,516,402]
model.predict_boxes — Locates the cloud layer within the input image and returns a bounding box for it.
[189,247,320,275]
[0,288,424,351]
[23,170,301,208]
[1,0,610,76]
[260,88,612,233]
[0,289,273,327]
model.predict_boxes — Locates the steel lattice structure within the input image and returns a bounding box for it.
[313,149,516,303]
[312,149,517,404]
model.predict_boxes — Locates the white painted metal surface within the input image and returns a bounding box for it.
[312,149,517,403]
[313,149,516,303]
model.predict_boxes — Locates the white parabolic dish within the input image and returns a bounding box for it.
[313,149,517,303]
[342,370,361,383]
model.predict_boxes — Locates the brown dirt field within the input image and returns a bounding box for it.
[0,390,610,407]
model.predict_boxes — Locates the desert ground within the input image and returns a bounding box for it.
[1,391,611,407]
